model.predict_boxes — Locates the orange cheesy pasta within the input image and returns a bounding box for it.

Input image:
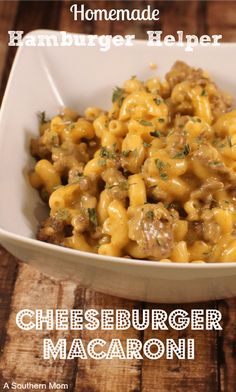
[29,61,236,263]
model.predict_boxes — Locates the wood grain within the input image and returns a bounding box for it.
[0,263,79,388]
[74,291,142,392]
[1,1,236,391]
[0,248,18,355]
[0,1,19,86]
[217,299,236,392]
[140,303,219,392]
[0,0,62,101]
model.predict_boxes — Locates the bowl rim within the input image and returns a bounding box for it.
[1,226,236,269]
[1,29,236,269]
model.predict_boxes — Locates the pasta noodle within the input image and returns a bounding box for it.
[29,61,236,262]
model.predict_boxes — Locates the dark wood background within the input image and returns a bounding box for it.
[1,1,236,391]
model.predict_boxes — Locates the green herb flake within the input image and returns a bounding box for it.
[155,158,165,171]
[144,141,151,148]
[88,208,97,226]
[173,144,190,159]
[100,147,110,158]
[72,171,84,181]
[158,118,165,123]
[160,173,168,181]
[155,158,168,181]
[150,130,161,138]
[139,120,153,126]
[200,89,207,97]
[122,150,131,157]
[209,161,222,166]
[154,98,162,105]
[38,111,47,124]
[112,87,125,106]
[146,210,154,220]
[100,147,116,160]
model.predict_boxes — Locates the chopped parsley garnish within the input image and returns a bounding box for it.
[200,89,207,96]
[100,146,116,160]
[146,210,154,220]
[38,111,47,124]
[209,161,222,166]
[150,130,161,138]
[139,120,153,126]
[88,208,97,226]
[71,172,85,183]
[154,98,162,105]
[122,148,137,158]
[122,150,131,157]
[143,141,151,148]
[158,118,165,123]
[155,158,168,181]
[173,144,190,159]
[100,147,110,158]
[160,173,168,181]
[155,159,165,171]
[112,87,125,106]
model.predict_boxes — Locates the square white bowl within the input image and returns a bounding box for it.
[1,30,236,303]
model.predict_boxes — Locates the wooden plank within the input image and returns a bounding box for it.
[59,0,95,34]
[0,263,80,388]
[140,303,218,392]
[0,1,19,95]
[207,1,236,27]
[0,247,19,353]
[207,1,236,42]
[0,0,62,101]
[160,1,200,35]
[74,290,142,392]
[0,1,236,391]
[218,298,236,392]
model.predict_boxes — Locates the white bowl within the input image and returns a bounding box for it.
[1,30,236,303]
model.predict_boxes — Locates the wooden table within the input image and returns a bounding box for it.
[1,1,236,391]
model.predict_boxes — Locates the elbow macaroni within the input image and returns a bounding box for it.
[29,61,236,263]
